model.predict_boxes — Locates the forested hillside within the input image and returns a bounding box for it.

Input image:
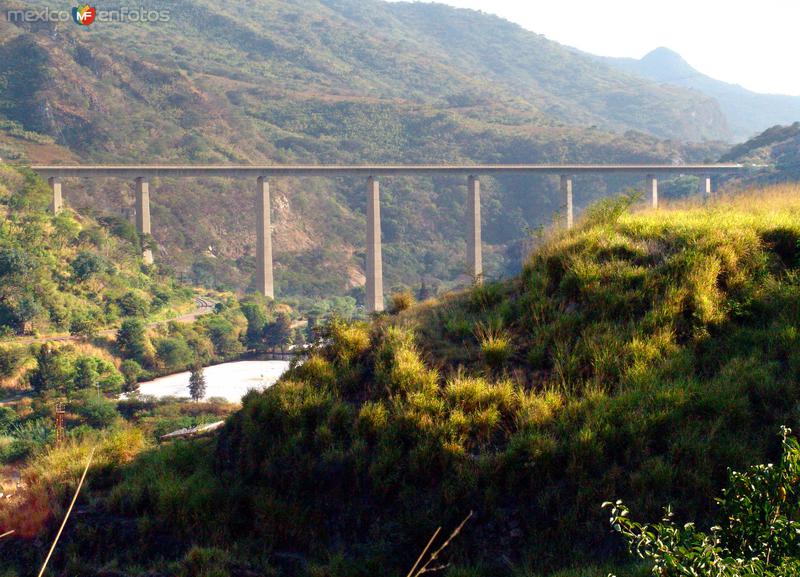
[0,164,192,339]
[0,0,726,301]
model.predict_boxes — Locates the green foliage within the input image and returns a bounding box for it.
[70,251,105,281]
[71,392,120,429]
[28,343,73,394]
[264,312,293,349]
[580,191,641,228]
[0,166,192,337]
[606,428,800,576]
[156,336,195,372]
[240,301,269,349]
[116,319,154,368]
[177,547,233,577]
[119,359,142,392]
[116,291,151,318]
[189,366,207,402]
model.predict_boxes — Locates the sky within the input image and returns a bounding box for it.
[418,0,800,96]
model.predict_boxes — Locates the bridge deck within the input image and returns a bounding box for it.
[31,164,743,178]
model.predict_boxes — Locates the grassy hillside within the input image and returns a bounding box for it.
[0,0,726,301]
[8,184,800,576]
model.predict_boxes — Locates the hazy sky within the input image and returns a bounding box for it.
[421,0,800,96]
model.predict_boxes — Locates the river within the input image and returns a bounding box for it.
[129,360,291,403]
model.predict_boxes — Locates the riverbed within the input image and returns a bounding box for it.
[129,360,291,403]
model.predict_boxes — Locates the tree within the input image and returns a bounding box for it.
[188,366,207,402]
[116,291,150,317]
[70,251,104,281]
[116,318,154,367]
[203,316,243,358]
[264,312,293,349]
[240,301,268,349]
[119,359,142,393]
[156,336,195,371]
[28,343,73,394]
[73,356,99,390]
[605,427,800,576]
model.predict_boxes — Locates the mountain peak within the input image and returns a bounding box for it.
[639,47,695,76]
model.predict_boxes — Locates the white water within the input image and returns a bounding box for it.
[127,360,291,403]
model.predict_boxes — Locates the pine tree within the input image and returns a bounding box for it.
[188,366,207,402]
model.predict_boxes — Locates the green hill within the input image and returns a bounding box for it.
[10,184,800,576]
[721,122,800,184]
[0,0,727,301]
[0,164,192,339]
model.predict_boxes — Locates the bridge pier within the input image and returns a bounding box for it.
[49,177,63,215]
[366,176,384,313]
[256,177,275,299]
[135,177,153,265]
[467,175,482,283]
[699,175,712,196]
[561,175,573,229]
[646,174,658,209]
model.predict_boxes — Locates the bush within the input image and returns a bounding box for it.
[156,336,195,371]
[0,345,25,378]
[120,359,142,392]
[116,319,154,367]
[389,291,415,314]
[606,428,800,576]
[177,546,233,577]
[116,291,151,317]
[70,251,105,281]
[72,393,120,429]
[475,322,513,371]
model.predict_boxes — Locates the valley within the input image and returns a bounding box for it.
[1,1,800,576]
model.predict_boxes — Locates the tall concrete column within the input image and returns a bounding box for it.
[561,175,573,229]
[646,174,658,209]
[49,177,63,215]
[467,175,482,283]
[366,176,384,313]
[256,177,274,299]
[699,175,712,196]
[135,177,153,265]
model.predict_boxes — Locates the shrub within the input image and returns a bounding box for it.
[120,359,142,392]
[0,345,25,378]
[116,319,155,367]
[178,546,232,577]
[72,393,120,429]
[156,336,195,371]
[70,251,105,281]
[28,343,74,393]
[606,428,800,576]
[475,322,513,371]
[116,291,150,317]
[389,290,415,314]
[326,318,371,366]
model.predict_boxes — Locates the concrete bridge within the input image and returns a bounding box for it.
[31,163,742,313]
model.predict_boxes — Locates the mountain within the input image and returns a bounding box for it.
[0,0,727,303]
[601,47,800,142]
